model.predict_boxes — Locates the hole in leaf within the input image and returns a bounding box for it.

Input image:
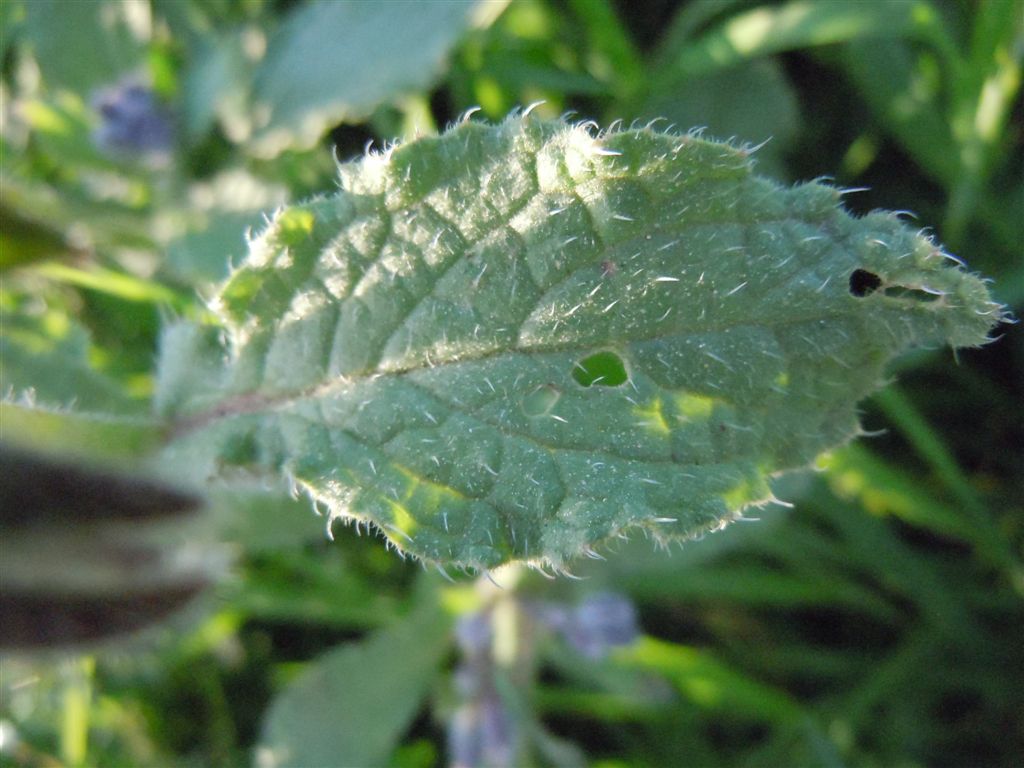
[849,269,882,296]
[572,351,628,387]
[882,285,941,302]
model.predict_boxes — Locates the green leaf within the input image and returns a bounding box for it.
[0,196,75,270]
[0,298,147,415]
[226,543,400,629]
[838,39,959,186]
[635,58,800,178]
[193,487,325,555]
[1,401,162,461]
[0,174,156,254]
[180,32,251,142]
[158,116,1003,571]
[617,636,805,724]
[248,0,504,157]
[163,209,269,286]
[653,0,752,61]
[656,0,958,81]
[256,586,451,768]
[567,0,644,101]
[22,0,144,94]
[823,444,992,554]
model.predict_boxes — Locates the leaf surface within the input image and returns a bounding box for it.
[257,587,450,767]
[249,0,501,156]
[0,301,145,415]
[158,116,1002,570]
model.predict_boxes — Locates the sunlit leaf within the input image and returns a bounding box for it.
[157,116,1003,570]
[656,0,956,82]
[617,636,804,723]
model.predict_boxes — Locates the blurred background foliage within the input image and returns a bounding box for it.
[1,0,1022,766]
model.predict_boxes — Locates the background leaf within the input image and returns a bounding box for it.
[256,584,451,768]
[21,0,145,95]
[635,57,800,177]
[653,0,957,83]
[248,0,505,157]
[0,297,145,414]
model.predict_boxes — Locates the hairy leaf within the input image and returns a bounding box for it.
[157,116,1003,570]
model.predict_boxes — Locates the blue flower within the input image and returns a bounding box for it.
[560,591,640,660]
[92,79,174,156]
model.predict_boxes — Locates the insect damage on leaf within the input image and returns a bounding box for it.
[156,113,1005,572]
